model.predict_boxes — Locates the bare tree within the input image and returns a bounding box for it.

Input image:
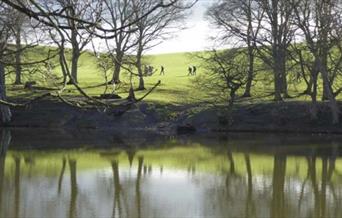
[194,49,248,109]
[10,7,43,85]
[207,0,263,97]
[2,0,180,88]
[256,0,296,101]
[47,0,102,84]
[0,0,176,122]
[12,11,26,85]
[132,0,188,90]
[292,0,341,123]
[0,3,14,123]
[103,0,137,84]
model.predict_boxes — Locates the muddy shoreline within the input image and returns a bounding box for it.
[2,98,342,134]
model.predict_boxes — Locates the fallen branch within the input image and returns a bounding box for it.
[0,93,51,108]
[136,80,161,103]
[108,80,162,117]
[55,94,85,109]
[0,80,161,119]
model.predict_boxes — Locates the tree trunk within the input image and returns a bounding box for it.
[138,76,145,90]
[243,45,254,97]
[310,69,319,120]
[321,53,329,101]
[273,57,283,101]
[0,64,11,124]
[273,46,283,101]
[127,72,136,101]
[279,46,289,98]
[243,14,255,98]
[320,4,330,102]
[59,49,68,84]
[271,2,283,102]
[319,62,340,124]
[303,79,312,95]
[280,66,289,97]
[273,47,288,100]
[112,52,123,84]
[14,28,22,85]
[69,50,79,84]
[322,79,330,101]
[136,48,145,90]
[68,27,79,84]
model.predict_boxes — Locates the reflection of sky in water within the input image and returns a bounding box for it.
[89,168,207,218]
[1,164,342,218]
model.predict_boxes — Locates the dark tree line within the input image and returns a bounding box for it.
[206,0,342,124]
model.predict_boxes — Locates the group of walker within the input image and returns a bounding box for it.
[144,65,155,76]
[144,65,197,76]
[187,66,197,76]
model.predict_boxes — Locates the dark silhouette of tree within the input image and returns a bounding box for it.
[47,0,102,84]
[103,0,138,84]
[292,0,342,123]
[194,49,248,108]
[256,0,296,100]
[0,3,15,123]
[207,0,262,97]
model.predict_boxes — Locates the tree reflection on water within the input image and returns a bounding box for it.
[0,131,342,218]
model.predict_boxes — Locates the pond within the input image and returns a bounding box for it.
[0,129,342,218]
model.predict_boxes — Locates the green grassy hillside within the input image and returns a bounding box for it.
[7,49,209,105]
[85,52,207,104]
[5,47,330,106]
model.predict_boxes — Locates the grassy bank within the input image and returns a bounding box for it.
[7,50,207,105]
[4,47,342,132]
[7,48,332,106]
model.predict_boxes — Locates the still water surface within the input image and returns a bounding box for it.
[0,130,342,218]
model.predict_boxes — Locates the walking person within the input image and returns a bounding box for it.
[192,66,197,76]
[160,65,165,75]
[188,66,193,76]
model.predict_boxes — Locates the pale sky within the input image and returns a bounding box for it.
[148,0,216,54]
